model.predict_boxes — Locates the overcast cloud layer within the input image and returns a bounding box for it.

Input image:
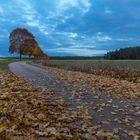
[0,0,140,56]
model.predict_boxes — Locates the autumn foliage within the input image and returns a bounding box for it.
[9,28,48,59]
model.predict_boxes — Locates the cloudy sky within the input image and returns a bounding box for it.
[0,0,140,56]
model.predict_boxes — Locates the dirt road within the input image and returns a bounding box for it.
[9,62,140,140]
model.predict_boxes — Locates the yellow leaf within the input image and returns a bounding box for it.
[133,135,139,140]
[0,125,5,133]
[97,130,118,139]
[83,115,92,125]
[37,113,46,121]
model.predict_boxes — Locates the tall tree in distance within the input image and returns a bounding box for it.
[9,28,49,60]
[105,46,140,60]
[9,28,35,59]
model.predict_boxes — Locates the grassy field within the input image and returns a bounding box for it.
[2,58,140,82]
[0,58,19,70]
[37,59,140,83]
[41,59,140,69]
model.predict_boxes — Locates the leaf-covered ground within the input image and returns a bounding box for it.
[34,63,140,99]
[40,59,140,83]
[0,71,95,140]
[7,62,140,140]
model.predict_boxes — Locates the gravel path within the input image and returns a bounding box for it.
[9,62,140,140]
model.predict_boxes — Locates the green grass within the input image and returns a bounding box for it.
[41,59,140,70]
[0,58,19,70]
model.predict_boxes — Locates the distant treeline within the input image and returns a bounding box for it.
[49,56,104,60]
[0,56,104,60]
[105,47,140,60]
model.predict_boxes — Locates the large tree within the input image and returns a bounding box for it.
[19,39,40,59]
[9,28,35,59]
[32,44,43,58]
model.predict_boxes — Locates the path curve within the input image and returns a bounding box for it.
[9,62,65,89]
[9,62,140,140]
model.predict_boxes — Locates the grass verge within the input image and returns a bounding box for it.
[0,58,19,70]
